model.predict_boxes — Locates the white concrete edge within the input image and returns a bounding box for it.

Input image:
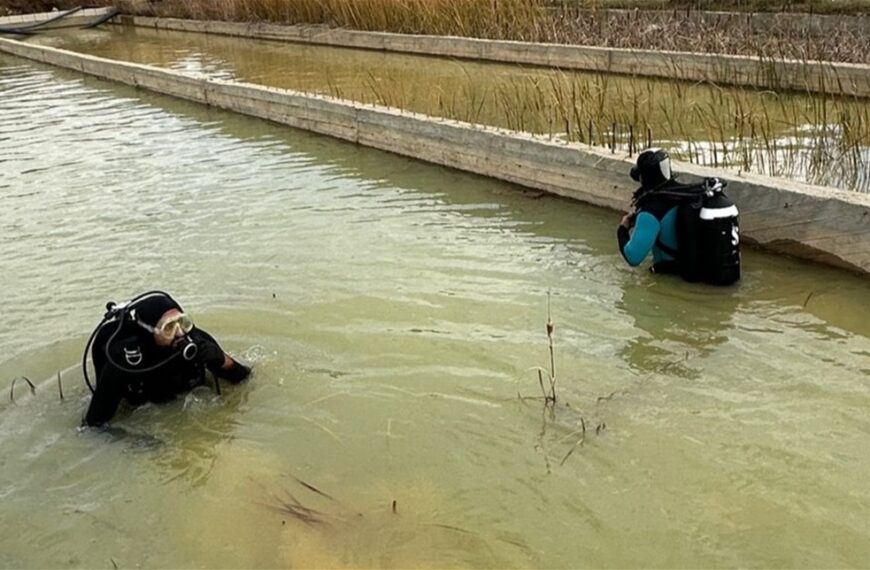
[119,16,870,99]
[0,8,111,27]
[1,37,867,275]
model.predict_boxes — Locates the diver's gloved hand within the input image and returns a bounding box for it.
[189,329,226,371]
[218,360,251,383]
[188,328,252,383]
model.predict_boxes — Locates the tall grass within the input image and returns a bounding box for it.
[118,0,870,64]
[314,61,869,191]
[124,0,545,40]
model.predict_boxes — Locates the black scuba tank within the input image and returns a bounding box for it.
[645,178,740,285]
[698,188,740,285]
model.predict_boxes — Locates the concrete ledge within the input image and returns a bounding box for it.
[0,8,112,30]
[1,37,868,275]
[119,16,870,99]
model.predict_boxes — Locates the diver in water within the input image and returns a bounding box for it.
[83,291,251,427]
[617,148,740,285]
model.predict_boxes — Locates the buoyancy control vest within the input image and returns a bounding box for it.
[637,178,740,285]
[82,291,200,394]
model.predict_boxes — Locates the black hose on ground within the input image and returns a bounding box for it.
[83,8,119,29]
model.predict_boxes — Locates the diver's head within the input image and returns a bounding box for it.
[150,309,196,348]
[132,294,193,348]
[630,148,672,189]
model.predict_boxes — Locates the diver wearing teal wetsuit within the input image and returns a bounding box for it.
[618,149,682,275]
[617,149,742,284]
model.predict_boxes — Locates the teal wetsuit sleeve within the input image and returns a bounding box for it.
[619,212,661,267]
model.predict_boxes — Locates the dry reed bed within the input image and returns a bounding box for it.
[555,0,870,15]
[116,0,870,64]
[544,9,869,65]
[118,0,543,40]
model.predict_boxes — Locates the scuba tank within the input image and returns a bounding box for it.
[698,179,740,286]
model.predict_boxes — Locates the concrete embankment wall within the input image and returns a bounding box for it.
[1,38,868,275]
[119,16,870,99]
[0,8,112,30]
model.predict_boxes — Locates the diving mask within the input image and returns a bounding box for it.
[138,313,195,339]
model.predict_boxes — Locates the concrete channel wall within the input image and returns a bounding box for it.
[1,37,868,275]
[119,16,870,99]
[0,8,112,30]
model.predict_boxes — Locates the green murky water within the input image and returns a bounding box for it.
[29,24,870,193]
[1,54,869,569]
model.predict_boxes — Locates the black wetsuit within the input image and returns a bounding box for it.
[84,327,249,427]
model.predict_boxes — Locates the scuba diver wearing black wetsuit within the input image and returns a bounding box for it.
[83,292,251,427]
[617,149,740,285]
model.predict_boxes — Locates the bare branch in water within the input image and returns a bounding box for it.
[597,390,627,404]
[803,291,815,308]
[263,492,331,527]
[425,522,476,535]
[547,291,555,386]
[536,406,554,474]
[560,417,587,466]
[287,474,364,518]
[523,292,558,405]
[9,376,35,404]
[545,291,556,404]
[57,370,64,401]
[291,475,336,502]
